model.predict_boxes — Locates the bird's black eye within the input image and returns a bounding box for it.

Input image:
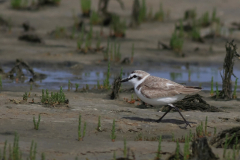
[133,75,137,78]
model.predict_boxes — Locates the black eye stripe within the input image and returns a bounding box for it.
[133,75,137,78]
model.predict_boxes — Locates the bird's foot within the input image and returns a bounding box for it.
[183,121,192,129]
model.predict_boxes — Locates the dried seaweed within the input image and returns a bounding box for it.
[210,127,240,149]
[170,94,223,112]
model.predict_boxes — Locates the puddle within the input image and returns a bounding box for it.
[1,64,240,91]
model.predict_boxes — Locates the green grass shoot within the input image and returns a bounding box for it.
[184,135,190,160]
[29,140,37,160]
[210,76,214,96]
[138,0,147,23]
[170,29,184,53]
[175,140,180,160]
[33,114,41,130]
[97,116,101,131]
[156,135,162,159]
[78,114,86,141]
[110,119,116,142]
[103,61,111,89]
[123,138,127,158]
[41,152,45,160]
[96,31,101,50]
[214,127,217,136]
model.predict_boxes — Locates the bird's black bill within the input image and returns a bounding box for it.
[120,77,130,83]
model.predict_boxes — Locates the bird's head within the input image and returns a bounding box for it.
[121,70,150,86]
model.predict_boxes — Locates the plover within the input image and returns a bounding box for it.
[121,70,201,128]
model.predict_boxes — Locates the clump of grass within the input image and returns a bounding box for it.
[78,114,86,141]
[154,3,164,21]
[103,61,111,89]
[75,83,79,91]
[33,114,41,130]
[138,0,147,23]
[232,78,238,99]
[41,87,67,105]
[29,140,37,160]
[110,119,116,142]
[210,76,214,96]
[80,0,91,16]
[200,11,210,27]
[156,135,162,160]
[23,92,28,101]
[90,10,100,25]
[11,0,22,9]
[170,29,184,53]
[86,84,89,90]
[184,9,197,20]
[191,21,201,41]
[53,26,67,38]
[110,15,126,37]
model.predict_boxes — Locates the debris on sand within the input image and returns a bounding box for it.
[191,137,219,160]
[22,22,35,32]
[162,94,223,112]
[110,76,121,99]
[210,126,240,149]
[18,34,42,43]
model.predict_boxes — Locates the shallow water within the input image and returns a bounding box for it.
[2,64,240,91]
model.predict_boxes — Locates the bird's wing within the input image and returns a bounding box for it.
[139,76,200,99]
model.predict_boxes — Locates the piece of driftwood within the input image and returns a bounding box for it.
[210,126,240,149]
[219,40,240,100]
[6,59,46,80]
[110,76,121,99]
[191,137,219,160]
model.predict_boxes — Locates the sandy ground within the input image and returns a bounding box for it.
[1,0,240,159]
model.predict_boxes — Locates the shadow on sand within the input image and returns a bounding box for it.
[122,116,196,129]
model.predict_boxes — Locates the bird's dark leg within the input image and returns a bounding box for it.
[156,106,172,122]
[168,104,191,128]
